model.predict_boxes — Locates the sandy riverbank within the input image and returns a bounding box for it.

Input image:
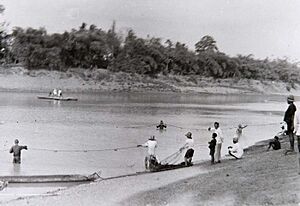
[0,66,299,95]
[1,138,299,206]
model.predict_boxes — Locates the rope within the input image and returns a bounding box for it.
[120,123,157,129]
[167,122,280,131]
[160,150,183,165]
[30,146,138,153]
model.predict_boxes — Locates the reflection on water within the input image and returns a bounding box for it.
[12,164,21,175]
[0,91,289,180]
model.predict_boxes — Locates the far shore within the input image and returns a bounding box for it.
[0,66,300,96]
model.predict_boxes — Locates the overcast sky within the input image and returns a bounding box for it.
[1,0,300,61]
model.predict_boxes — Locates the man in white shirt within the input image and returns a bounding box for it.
[294,110,300,153]
[137,136,159,170]
[208,122,224,163]
[228,138,243,159]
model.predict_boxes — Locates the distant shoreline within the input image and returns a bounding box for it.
[0,66,299,96]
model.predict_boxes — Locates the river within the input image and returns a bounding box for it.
[0,91,288,179]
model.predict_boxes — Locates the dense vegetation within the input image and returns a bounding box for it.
[1,5,299,84]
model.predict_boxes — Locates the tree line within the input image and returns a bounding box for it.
[0,5,299,83]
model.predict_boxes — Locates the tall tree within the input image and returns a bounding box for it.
[0,4,9,62]
[195,35,219,54]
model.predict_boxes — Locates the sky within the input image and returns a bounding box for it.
[1,0,300,61]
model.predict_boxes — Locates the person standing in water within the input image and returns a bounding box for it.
[9,139,28,164]
[283,95,296,153]
[156,120,167,130]
[234,124,247,142]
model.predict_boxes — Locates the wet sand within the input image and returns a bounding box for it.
[2,139,299,206]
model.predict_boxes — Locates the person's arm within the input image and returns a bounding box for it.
[9,147,13,153]
[295,112,299,134]
[21,145,28,150]
[180,142,188,151]
[137,142,148,147]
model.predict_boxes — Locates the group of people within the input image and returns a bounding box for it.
[208,122,245,164]
[137,130,195,170]
[138,120,248,170]
[49,88,63,97]
[139,92,300,170]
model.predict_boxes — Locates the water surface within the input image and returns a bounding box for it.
[0,92,288,179]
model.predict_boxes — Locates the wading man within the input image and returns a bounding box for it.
[9,139,28,164]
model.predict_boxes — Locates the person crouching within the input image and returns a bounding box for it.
[228,137,243,159]
[9,139,28,164]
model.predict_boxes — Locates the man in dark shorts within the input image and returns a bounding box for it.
[9,139,28,164]
[267,136,281,151]
[283,95,297,153]
[180,132,194,166]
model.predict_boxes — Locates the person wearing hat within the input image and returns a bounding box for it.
[9,139,28,164]
[283,94,297,152]
[228,137,243,159]
[179,132,194,166]
[137,136,159,170]
[208,122,224,163]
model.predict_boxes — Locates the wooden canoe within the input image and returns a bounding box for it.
[0,173,100,183]
[37,96,78,101]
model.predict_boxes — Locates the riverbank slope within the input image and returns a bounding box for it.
[0,66,299,95]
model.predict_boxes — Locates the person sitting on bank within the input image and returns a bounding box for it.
[9,139,28,164]
[208,133,217,164]
[267,136,281,151]
[156,120,167,130]
[180,132,194,166]
[137,136,159,170]
[228,137,243,159]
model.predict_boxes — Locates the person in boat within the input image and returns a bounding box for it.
[208,122,224,163]
[57,89,63,97]
[180,132,194,166]
[234,124,247,142]
[137,136,159,170]
[283,94,296,153]
[9,139,28,164]
[267,136,281,151]
[208,133,217,164]
[49,88,58,97]
[156,120,167,130]
[228,137,243,159]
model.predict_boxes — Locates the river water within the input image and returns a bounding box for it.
[0,91,288,180]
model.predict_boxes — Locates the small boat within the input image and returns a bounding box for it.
[37,96,78,101]
[0,173,100,183]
